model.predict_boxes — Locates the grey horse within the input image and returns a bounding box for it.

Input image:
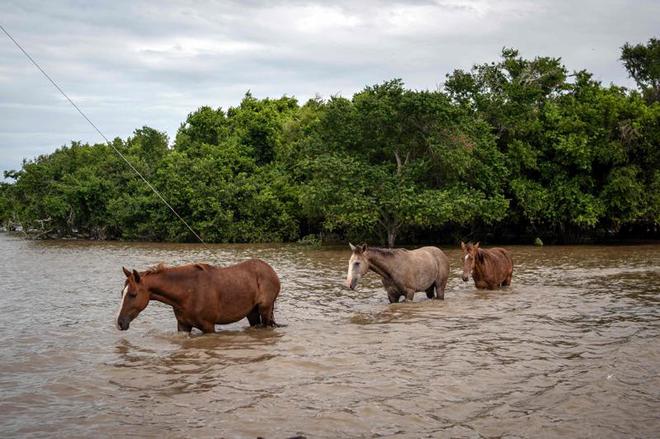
[345,243,450,302]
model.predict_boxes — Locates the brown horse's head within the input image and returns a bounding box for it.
[116,267,150,330]
[346,243,369,289]
[461,241,480,282]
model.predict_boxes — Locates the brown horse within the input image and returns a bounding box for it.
[115,259,281,333]
[461,242,513,289]
[346,243,450,303]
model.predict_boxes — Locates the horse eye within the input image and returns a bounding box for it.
[128,290,137,298]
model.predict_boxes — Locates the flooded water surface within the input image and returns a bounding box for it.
[0,234,659,438]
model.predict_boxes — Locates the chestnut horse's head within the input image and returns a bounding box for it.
[346,243,369,290]
[461,241,480,282]
[116,267,150,330]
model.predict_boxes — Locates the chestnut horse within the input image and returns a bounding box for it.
[116,259,281,333]
[346,243,450,303]
[461,242,513,289]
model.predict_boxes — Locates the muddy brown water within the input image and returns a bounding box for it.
[0,234,658,438]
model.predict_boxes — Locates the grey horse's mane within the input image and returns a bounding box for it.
[367,247,404,257]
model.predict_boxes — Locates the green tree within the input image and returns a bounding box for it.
[297,80,508,247]
[174,106,229,154]
[446,49,659,241]
[621,38,660,103]
[227,93,299,165]
[2,44,657,245]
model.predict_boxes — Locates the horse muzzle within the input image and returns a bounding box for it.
[461,275,469,282]
[347,278,358,290]
[117,317,130,331]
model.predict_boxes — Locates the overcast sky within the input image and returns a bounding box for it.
[1,0,658,177]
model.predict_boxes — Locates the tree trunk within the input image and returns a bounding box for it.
[387,228,397,248]
[377,208,399,248]
[394,150,410,175]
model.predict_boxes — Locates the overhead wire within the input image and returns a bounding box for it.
[1,23,210,250]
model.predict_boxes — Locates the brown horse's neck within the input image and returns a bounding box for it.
[143,273,189,309]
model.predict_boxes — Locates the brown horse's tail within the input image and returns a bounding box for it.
[259,261,281,299]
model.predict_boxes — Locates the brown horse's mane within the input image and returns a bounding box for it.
[143,262,210,276]
[142,263,167,276]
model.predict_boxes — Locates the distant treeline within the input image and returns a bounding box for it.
[1,40,659,246]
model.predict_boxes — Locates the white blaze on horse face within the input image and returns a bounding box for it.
[347,254,365,289]
[346,255,356,288]
[464,254,470,261]
[346,253,368,289]
[115,285,129,329]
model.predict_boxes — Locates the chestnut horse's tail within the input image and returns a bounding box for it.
[255,259,281,299]
[253,259,282,326]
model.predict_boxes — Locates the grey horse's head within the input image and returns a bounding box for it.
[346,243,369,290]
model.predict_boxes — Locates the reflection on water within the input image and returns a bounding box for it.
[0,234,659,437]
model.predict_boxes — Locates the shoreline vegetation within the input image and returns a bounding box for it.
[1,42,659,246]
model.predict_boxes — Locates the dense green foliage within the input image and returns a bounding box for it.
[621,38,660,103]
[2,43,658,245]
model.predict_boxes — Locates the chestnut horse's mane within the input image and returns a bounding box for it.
[143,262,209,276]
[144,263,168,275]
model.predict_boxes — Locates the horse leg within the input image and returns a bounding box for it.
[198,321,216,333]
[387,290,401,303]
[177,320,192,333]
[434,278,447,300]
[474,279,488,289]
[174,310,191,332]
[502,273,512,286]
[404,289,415,302]
[439,278,448,299]
[259,303,278,327]
[247,306,261,327]
[383,279,400,304]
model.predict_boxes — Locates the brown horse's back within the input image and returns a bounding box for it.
[491,248,513,265]
[204,259,280,325]
[177,259,280,332]
[477,247,513,289]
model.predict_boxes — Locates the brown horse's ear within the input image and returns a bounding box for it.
[132,269,141,283]
[360,243,367,253]
[475,242,480,249]
[349,242,356,252]
[460,241,465,250]
[122,267,131,278]
[477,250,484,262]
